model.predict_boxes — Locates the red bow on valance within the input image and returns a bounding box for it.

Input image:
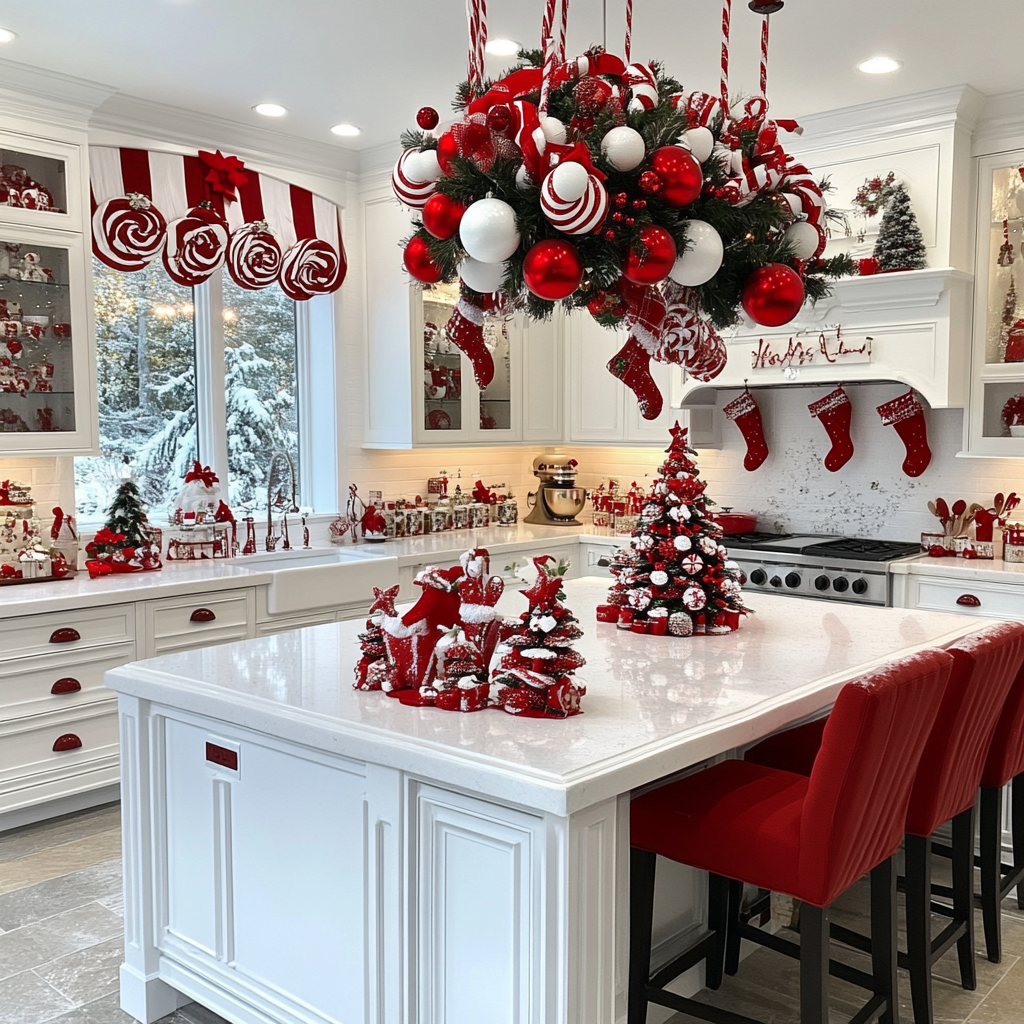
[184,461,219,487]
[198,149,248,203]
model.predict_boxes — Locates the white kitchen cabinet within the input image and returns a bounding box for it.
[140,588,256,658]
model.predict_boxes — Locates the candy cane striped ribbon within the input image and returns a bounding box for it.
[624,0,633,66]
[466,0,487,98]
[558,0,569,61]
[759,13,770,99]
[539,33,556,114]
[720,0,732,112]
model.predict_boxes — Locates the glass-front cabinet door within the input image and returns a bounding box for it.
[0,132,82,229]
[0,225,96,452]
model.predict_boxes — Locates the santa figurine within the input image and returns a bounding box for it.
[456,547,504,661]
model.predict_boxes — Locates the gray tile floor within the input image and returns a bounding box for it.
[0,803,1021,1022]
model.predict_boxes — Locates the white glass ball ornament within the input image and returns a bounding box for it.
[784,193,803,218]
[784,220,821,260]
[458,257,506,294]
[650,570,669,586]
[540,116,567,145]
[459,197,521,263]
[549,160,589,202]
[601,126,645,172]
[404,148,442,183]
[679,126,714,164]
[669,220,724,286]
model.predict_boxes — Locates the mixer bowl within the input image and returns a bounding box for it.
[544,487,588,518]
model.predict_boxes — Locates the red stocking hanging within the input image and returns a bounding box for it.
[808,386,854,472]
[607,336,664,421]
[723,388,769,471]
[877,390,931,477]
[446,292,497,389]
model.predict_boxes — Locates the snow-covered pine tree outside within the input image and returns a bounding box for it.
[872,182,928,272]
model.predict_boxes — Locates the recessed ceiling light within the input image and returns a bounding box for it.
[0,27,17,44]
[330,123,361,137]
[253,103,287,117]
[857,56,902,75]
[485,38,520,57]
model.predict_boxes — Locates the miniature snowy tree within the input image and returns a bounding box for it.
[872,182,927,272]
[491,555,586,717]
[105,476,155,549]
[354,585,398,691]
[603,423,745,636]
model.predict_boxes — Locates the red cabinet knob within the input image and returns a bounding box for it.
[52,733,82,752]
[190,608,216,623]
[956,594,981,607]
[50,677,81,695]
[49,627,81,644]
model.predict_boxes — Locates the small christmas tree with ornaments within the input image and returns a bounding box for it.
[599,422,745,636]
[85,470,162,576]
[872,181,927,272]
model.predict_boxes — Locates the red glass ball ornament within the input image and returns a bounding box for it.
[416,107,440,130]
[436,131,459,176]
[604,229,617,242]
[615,192,628,208]
[522,239,584,300]
[612,211,624,223]
[623,225,677,285]
[624,216,635,227]
[639,171,662,195]
[403,235,443,284]
[631,199,646,210]
[649,147,703,207]
[421,193,466,240]
[741,263,806,327]
[486,104,513,134]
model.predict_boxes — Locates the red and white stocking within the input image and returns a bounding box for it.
[808,386,854,472]
[877,390,931,477]
[723,388,769,471]
[607,336,664,421]
[446,294,496,389]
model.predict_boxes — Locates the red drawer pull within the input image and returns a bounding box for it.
[49,627,81,644]
[50,677,81,695]
[190,608,216,623]
[956,594,981,607]
[52,733,82,752]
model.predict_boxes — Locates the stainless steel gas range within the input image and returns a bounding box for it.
[724,534,921,607]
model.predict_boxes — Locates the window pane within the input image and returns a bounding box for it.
[75,259,198,518]
[222,273,300,509]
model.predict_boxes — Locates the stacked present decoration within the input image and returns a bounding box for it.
[0,480,71,582]
[597,423,746,636]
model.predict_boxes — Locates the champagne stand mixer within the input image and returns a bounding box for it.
[524,455,588,526]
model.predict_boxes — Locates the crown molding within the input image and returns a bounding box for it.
[360,140,402,176]
[790,85,986,157]
[88,93,361,183]
[0,57,117,129]
[973,89,1024,156]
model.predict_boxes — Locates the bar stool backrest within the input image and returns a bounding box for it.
[906,622,1024,838]
[799,649,953,907]
[982,659,1024,790]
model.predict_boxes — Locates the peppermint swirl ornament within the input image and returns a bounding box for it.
[162,206,229,287]
[391,149,437,209]
[92,194,167,272]
[280,239,344,300]
[680,553,702,575]
[227,222,282,290]
[682,586,707,611]
[539,163,609,236]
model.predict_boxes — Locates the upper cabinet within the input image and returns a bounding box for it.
[0,125,97,454]
[965,154,1024,456]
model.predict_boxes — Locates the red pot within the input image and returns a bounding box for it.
[710,511,758,534]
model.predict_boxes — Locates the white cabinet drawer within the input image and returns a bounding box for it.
[0,702,120,785]
[0,643,134,721]
[913,577,1024,619]
[144,588,255,656]
[0,604,134,662]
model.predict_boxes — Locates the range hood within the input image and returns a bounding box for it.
[674,268,973,410]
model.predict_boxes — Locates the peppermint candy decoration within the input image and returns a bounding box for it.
[628,587,653,610]
[163,206,228,287]
[680,553,703,575]
[93,194,167,272]
[624,63,659,113]
[227,221,282,290]
[650,570,669,587]
[392,149,437,209]
[540,162,609,235]
[279,238,344,300]
[673,535,692,551]
[682,585,708,611]
[699,536,719,556]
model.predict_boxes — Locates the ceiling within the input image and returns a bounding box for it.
[0,0,1022,157]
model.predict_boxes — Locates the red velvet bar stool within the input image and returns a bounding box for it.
[742,621,1024,1024]
[629,649,953,1024]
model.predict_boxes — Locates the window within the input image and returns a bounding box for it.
[76,259,309,521]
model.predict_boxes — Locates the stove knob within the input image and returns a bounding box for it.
[814,575,830,591]
[785,572,801,589]
[832,576,850,593]
[769,575,783,589]
[852,578,869,596]
[749,568,767,586]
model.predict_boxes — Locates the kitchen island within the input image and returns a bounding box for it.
[106,580,982,1024]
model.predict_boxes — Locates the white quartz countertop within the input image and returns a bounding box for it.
[891,554,1024,584]
[106,578,981,816]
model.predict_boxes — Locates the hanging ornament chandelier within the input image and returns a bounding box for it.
[393,0,854,419]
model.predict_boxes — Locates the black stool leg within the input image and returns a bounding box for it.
[980,786,1003,964]
[1014,773,1024,910]
[905,833,934,1024]
[628,848,657,1024]
[799,901,830,1024]
[706,873,730,990]
[952,806,978,991]
[724,879,743,976]
[871,856,900,1024]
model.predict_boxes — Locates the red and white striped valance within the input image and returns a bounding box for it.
[89,147,347,300]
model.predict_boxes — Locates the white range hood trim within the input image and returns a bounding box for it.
[674,267,973,410]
